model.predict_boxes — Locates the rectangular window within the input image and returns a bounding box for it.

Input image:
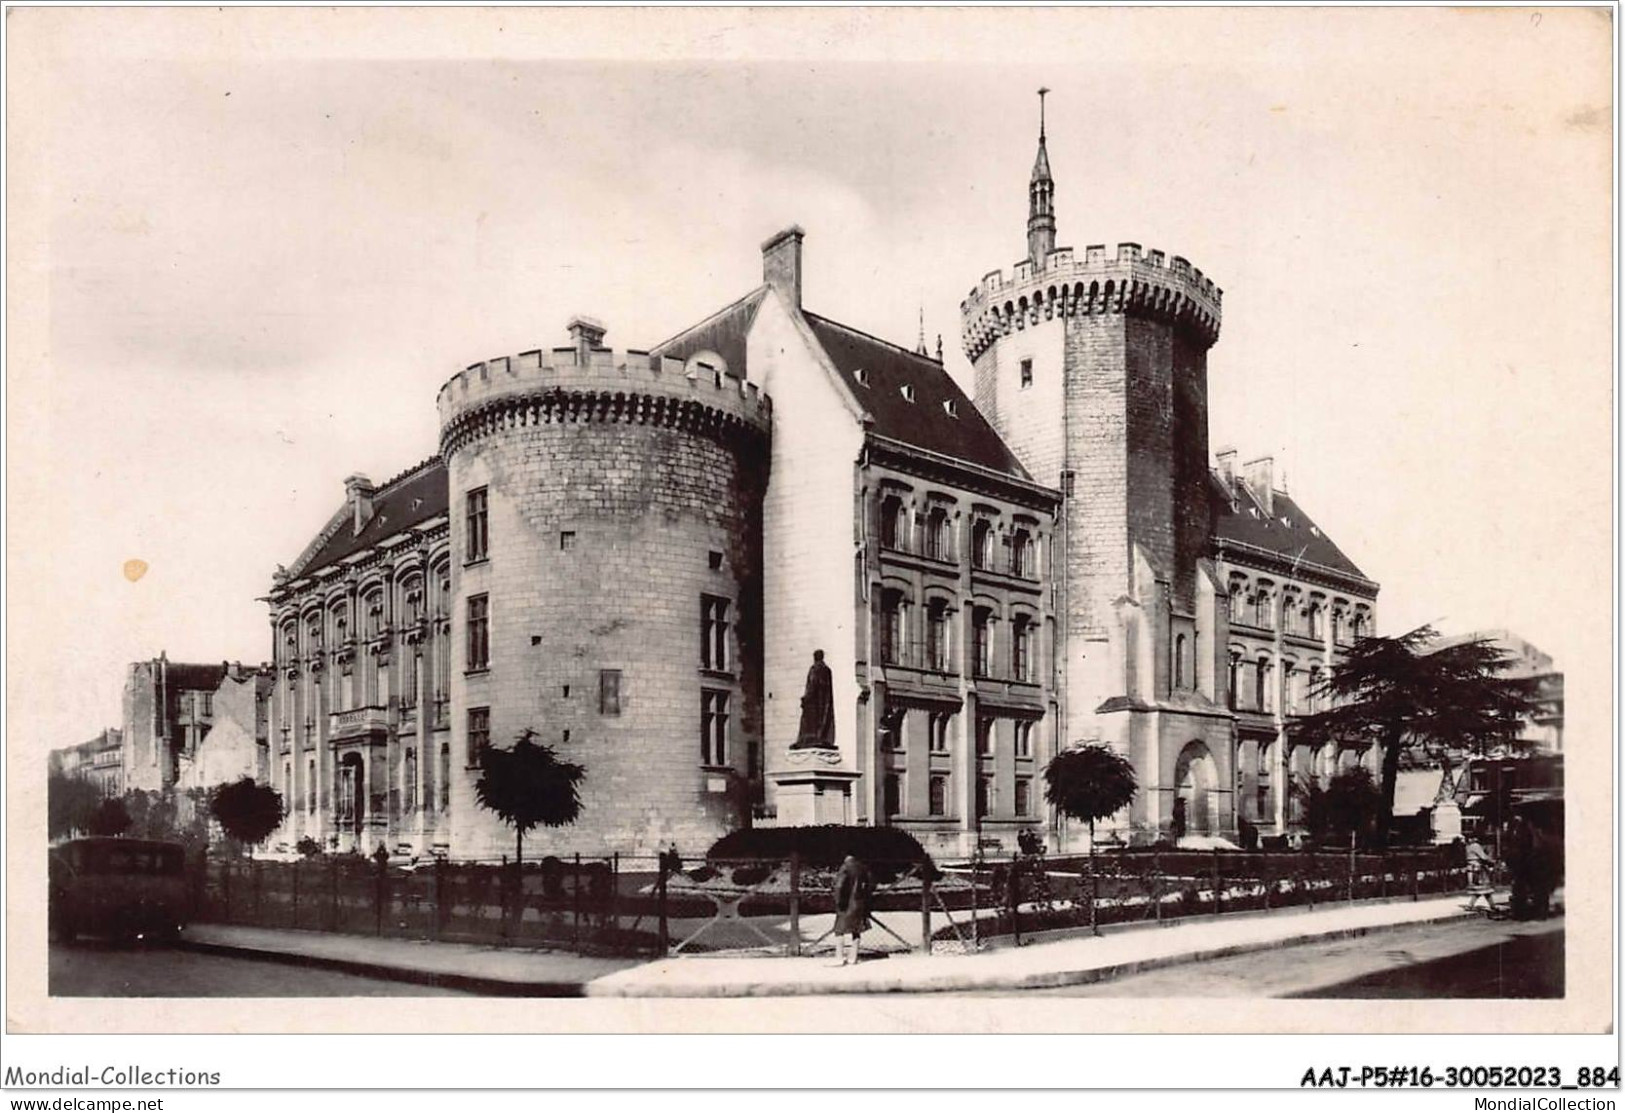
[439,744,450,811]
[883,773,902,819]
[401,651,418,708]
[307,758,316,815]
[200,692,213,716]
[599,669,622,716]
[1015,777,1032,818]
[976,775,993,819]
[701,596,730,671]
[929,712,951,754]
[467,594,489,671]
[701,690,729,765]
[403,748,417,814]
[880,590,904,666]
[559,530,576,551]
[466,706,490,767]
[928,774,948,817]
[466,487,489,562]
[1014,720,1033,759]
[1019,358,1033,389]
[976,716,994,757]
[972,608,992,677]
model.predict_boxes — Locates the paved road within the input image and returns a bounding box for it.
[976,916,1564,998]
[49,940,477,997]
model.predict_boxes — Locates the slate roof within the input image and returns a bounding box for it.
[290,458,448,578]
[163,662,230,693]
[1210,474,1373,586]
[650,286,769,381]
[802,312,1030,479]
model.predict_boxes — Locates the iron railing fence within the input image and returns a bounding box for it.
[192,845,1467,959]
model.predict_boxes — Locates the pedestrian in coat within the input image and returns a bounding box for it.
[831,855,873,966]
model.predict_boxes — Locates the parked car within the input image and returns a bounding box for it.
[50,837,189,943]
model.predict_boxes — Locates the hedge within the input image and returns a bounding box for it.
[706,825,933,882]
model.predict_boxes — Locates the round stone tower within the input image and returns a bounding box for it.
[959,93,1230,841]
[436,317,771,857]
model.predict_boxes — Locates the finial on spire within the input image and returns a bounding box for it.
[1038,86,1050,141]
[935,333,943,362]
[915,305,928,356]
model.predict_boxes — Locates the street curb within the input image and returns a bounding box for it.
[177,900,1558,998]
[582,909,1489,997]
[175,938,587,997]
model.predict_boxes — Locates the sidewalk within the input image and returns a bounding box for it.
[180,892,1531,997]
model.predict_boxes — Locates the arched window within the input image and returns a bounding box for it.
[1308,602,1324,639]
[879,589,906,665]
[1012,615,1033,681]
[1227,652,1241,710]
[1228,584,1244,622]
[1306,664,1322,714]
[971,520,994,570]
[1332,608,1347,645]
[972,607,994,677]
[403,748,417,814]
[1010,528,1032,578]
[926,599,951,672]
[1255,655,1270,712]
[924,506,949,561]
[1174,634,1188,689]
[1254,590,1272,630]
[880,495,907,550]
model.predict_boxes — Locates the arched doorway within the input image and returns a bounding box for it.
[1173,741,1219,836]
[337,752,364,843]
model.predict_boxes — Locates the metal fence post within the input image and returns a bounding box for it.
[292,859,300,929]
[252,859,262,921]
[223,857,233,922]
[1211,849,1222,918]
[434,855,446,941]
[1306,851,1316,911]
[498,855,510,944]
[328,858,339,932]
[375,855,386,936]
[1348,844,1356,903]
[787,852,802,957]
[1152,848,1163,925]
[919,867,933,956]
[578,851,591,948]
[657,854,670,956]
[1412,854,1420,901]
[611,852,620,941]
[970,851,981,952]
[1008,853,1022,946]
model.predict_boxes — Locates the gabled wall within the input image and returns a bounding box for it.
[749,291,867,801]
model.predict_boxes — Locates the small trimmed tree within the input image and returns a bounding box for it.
[208,778,285,855]
[1044,744,1138,934]
[474,729,585,868]
[1323,766,1384,849]
[48,772,103,840]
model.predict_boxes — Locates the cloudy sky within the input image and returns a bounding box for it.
[8,7,1612,758]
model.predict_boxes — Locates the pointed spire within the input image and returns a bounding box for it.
[915,305,928,356]
[1027,87,1057,265]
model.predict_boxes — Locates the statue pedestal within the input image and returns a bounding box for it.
[1431,800,1463,844]
[770,748,860,826]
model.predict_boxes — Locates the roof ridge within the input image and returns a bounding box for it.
[803,310,944,368]
[375,455,444,494]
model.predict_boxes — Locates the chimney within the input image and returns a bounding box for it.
[1215,446,1238,492]
[762,225,805,307]
[1243,455,1275,516]
[567,316,607,363]
[344,474,376,535]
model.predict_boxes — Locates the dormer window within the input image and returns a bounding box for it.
[853,368,869,387]
[900,384,916,403]
[943,399,959,417]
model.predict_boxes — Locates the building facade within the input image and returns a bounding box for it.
[119,656,272,797]
[50,728,124,797]
[264,109,1379,858]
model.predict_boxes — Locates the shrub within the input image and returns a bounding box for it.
[706,825,932,882]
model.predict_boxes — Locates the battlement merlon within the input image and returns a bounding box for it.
[435,344,773,434]
[958,242,1224,358]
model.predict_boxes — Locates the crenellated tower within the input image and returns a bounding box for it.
[961,90,1232,841]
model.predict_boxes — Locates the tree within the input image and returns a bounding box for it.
[1290,625,1536,848]
[473,729,585,867]
[87,796,133,837]
[1043,744,1138,934]
[48,772,103,840]
[208,778,285,854]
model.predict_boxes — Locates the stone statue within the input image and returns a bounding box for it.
[792,649,836,749]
